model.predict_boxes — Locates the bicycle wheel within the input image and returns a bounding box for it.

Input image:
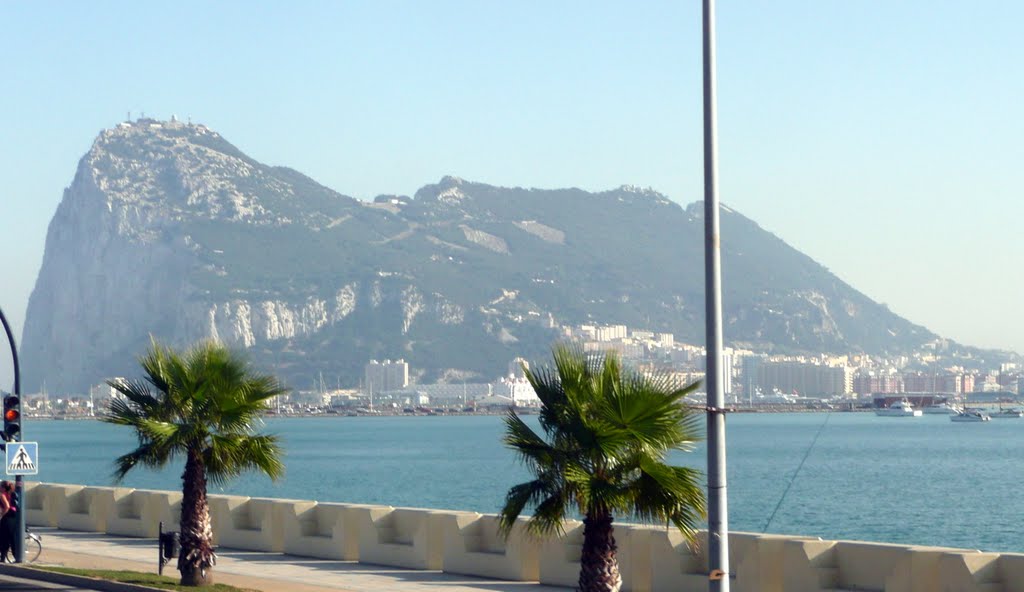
[24,533,41,563]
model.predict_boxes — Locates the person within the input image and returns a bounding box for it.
[0,481,14,562]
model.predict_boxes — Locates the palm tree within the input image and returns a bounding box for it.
[103,339,285,587]
[499,344,706,592]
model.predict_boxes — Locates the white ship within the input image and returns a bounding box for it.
[951,409,991,422]
[874,400,923,417]
[922,402,961,415]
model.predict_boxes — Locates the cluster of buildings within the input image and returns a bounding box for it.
[551,323,1023,407]
[329,324,1023,412]
[19,320,1021,416]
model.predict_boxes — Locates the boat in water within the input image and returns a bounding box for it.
[922,402,961,415]
[951,409,991,422]
[875,400,923,417]
[990,408,1024,419]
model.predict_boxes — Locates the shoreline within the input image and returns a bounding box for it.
[26,406,876,421]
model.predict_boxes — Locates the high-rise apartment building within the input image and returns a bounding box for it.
[757,361,852,396]
[854,370,903,395]
[595,324,627,342]
[364,359,409,394]
[741,356,763,398]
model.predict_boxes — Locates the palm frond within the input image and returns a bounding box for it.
[503,411,562,470]
[205,433,284,485]
[630,459,706,537]
[499,343,705,542]
[111,443,174,482]
[499,479,551,535]
[525,490,570,537]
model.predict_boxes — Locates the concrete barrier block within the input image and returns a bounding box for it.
[357,506,444,570]
[143,490,183,533]
[538,519,583,588]
[57,486,131,533]
[998,552,1024,592]
[208,494,251,548]
[832,540,912,592]
[646,527,708,592]
[105,489,148,537]
[782,538,839,592]
[22,481,52,527]
[879,545,966,592]
[938,550,1002,592]
[210,496,307,552]
[615,524,656,592]
[282,501,363,559]
[106,489,183,538]
[441,513,539,581]
[32,483,84,528]
[731,532,812,592]
[330,503,387,561]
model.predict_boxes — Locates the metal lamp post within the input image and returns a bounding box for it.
[702,0,730,589]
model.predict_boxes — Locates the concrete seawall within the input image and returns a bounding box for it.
[23,482,1015,592]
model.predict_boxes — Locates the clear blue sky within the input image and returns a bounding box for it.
[2,1,1022,387]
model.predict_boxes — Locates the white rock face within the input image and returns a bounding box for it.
[401,286,423,334]
[513,220,565,244]
[179,285,359,347]
[460,225,509,254]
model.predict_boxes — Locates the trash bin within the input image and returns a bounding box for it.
[160,531,180,559]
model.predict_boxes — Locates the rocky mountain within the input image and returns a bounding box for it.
[22,120,945,393]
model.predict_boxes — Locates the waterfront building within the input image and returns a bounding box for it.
[740,355,763,400]
[494,377,540,406]
[364,359,409,394]
[854,370,903,395]
[757,361,853,396]
[872,392,948,409]
[902,371,933,393]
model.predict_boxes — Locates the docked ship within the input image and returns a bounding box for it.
[922,402,961,415]
[875,400,923,417]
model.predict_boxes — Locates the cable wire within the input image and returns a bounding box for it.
[762,410,831,533]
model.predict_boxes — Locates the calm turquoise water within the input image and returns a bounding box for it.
[23,412,1024,552]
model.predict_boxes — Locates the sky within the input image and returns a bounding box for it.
[2,1,1022,387]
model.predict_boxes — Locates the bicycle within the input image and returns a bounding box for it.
[2,528,42,563]
[24,527,41,563]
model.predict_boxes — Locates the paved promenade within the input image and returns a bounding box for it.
[30,527,572,592]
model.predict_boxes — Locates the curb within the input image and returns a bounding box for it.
[0,563,168,592]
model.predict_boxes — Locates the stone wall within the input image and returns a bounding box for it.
[23,482,1014,592]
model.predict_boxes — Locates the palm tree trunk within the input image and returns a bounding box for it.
[178,447,216,586]
[578,510,621,592]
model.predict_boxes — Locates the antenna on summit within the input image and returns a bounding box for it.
[127,110,131,122]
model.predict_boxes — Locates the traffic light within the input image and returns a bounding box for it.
[3,394,20,441]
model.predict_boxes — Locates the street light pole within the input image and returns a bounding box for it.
[702,0,730,589]
[0,306,25,563]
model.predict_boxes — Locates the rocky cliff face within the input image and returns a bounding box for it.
[22,121,941,394]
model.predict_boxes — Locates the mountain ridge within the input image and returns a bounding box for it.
[19,121,1011,394]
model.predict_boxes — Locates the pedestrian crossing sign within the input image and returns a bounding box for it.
[6,442,38,476]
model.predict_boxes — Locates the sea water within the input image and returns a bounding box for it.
[24,412,1024,552]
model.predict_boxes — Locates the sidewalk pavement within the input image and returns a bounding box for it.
[29,528,572,592]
